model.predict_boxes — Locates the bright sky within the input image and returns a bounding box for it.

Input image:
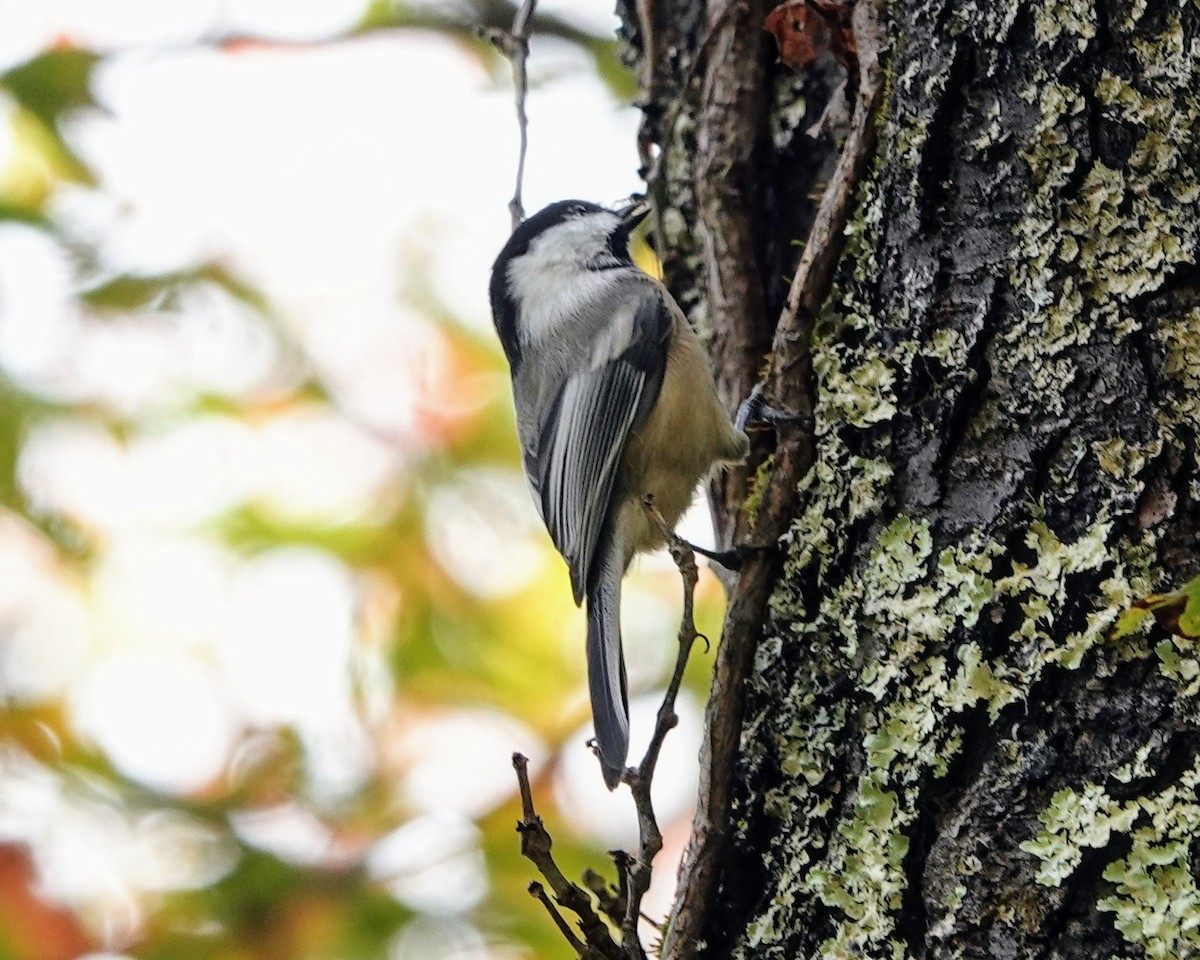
[0,0,708,952]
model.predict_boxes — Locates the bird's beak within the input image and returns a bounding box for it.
[617,200,651,230]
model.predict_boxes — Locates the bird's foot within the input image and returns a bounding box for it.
[685,541,776,572]
[735,382,810,433]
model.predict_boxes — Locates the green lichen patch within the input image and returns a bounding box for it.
[814,353,900,429]
[774,433,895,588]
[1006,14,1200,413]
[1098,756,1200,959]
[1154,636,1200,697]
[1092,437,1159,481]
[944,641,1020,716]
[725,4,1200,956]
[1152,309,1200,499]
[808,771,911,948]
[855,522,997,697]
[1020,782,1141,886]
[1119,0,1150,31]
[1112,740,1160,785]
[984,517,1137,674]
[1032,0,1096,48]
[746,492,1148,956]
[744,453,776,528]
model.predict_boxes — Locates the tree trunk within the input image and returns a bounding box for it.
[618,0,1200,956]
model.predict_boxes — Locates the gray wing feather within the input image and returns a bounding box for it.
[517,284,668,603]
[543,363,644,601]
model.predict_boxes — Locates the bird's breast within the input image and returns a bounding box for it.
[616,323,737,556]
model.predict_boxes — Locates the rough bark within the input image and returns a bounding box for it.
[620,0,1200,957]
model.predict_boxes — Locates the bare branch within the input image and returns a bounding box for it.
[479,0,538,228]
[513,749,537,820]
[583,867,624,922]
[770,0,887,393]
[506,0,535,227]
[511,753,623,959]
[530,881,587,954]
[662,3,888,958]
[508,495,706,959]
[612,497,706,955]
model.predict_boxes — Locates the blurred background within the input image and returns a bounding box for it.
[0,2,734,958]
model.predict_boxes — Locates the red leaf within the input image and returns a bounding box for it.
[764,1,825,71]
[0,845,93,960]
[764,0,857,72]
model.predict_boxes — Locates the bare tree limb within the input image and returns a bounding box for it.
[662,3,887,958]
[479,0,538,228]
[583,867,624,921]
[510,497,706,959]
[616,497,705,954]
[530,881,588,954]
[511,753,623,959]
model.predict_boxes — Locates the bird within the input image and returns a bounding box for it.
[489,199,749,788]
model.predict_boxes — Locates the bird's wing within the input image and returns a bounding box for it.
[523,284,669,603]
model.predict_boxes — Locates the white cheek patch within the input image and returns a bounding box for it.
[502,210,630,347]
[506,257,624,346]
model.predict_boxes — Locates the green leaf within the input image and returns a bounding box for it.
[0,378,61,510]
[1,48,100,127]
[2,49,103,189]
[1113,574,1200,640]
[1110,605,1151,640]
[352,0,637,100]
[80,263,268,314]
[0,202,50,226]
[584,39,638,102]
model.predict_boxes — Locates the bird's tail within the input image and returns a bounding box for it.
[586,537,628,790]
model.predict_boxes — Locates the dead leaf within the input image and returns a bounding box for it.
[764,1,826,71]
[764,0,857,73]
[1112,573,1200,641]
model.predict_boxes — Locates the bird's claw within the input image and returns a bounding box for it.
[685,541,776,572]
[736,382,809,433]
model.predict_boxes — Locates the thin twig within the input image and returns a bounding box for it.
[479,0,538,228]
[616,496,705,955]
[511,754,623,958]
[508,499,705,959]
[507,0,536,227]
[612,849,632,918]
[514,750,537,819]
[583,868,624,922]
[530,881,587,954]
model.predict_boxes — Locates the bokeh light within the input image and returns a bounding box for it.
[0,2,732,957]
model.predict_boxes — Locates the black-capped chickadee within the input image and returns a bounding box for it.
[489,199,749,789]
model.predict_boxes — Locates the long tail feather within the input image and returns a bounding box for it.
[586,540,628,789]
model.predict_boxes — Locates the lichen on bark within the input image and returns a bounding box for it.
[677,0,1200,957]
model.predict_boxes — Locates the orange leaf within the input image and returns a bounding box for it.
[764,0,857,73]
[764,1,826,71]
[0,845,92,960]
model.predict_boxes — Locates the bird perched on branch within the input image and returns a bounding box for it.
[489,199,749,788]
